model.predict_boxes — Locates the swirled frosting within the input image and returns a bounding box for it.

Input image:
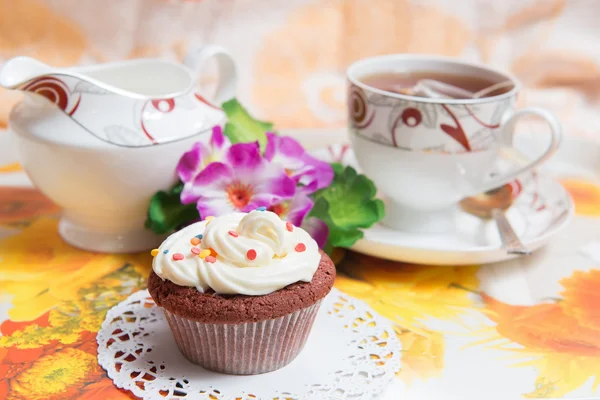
[152,211,321,295]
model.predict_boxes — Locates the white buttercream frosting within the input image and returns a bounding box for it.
[152,211,321,295]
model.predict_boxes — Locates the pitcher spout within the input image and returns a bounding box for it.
[0,56,54,89]
[1,56,194,99]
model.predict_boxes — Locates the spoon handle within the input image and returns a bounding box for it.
[491,208,531,256]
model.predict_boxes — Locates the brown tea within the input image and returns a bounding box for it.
[360,71,513,99]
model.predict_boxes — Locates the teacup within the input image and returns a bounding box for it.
[347,55,562,233]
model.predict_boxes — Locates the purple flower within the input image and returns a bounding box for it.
[181,141,296,216]
[264,132,334,194]
[268,191,314,226]
[301,217,329,249]
[268,193,330,248]
[176,125,230,183]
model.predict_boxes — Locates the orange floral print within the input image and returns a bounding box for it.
[483,294,600,356]
[0,162,22,173]
[560,270,600,332]
[560,179,600,217]
[478,269,600,397]
[0,328,133,400]
[0,187,60,226]
[0,186,150,398]
[78,380,136,400]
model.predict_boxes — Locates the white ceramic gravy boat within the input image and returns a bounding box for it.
[0,45,236,253]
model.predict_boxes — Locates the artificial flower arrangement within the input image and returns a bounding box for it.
[145,99,384,254]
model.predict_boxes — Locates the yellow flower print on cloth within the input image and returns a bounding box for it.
[0,217,151,322]
[335,251,479,384]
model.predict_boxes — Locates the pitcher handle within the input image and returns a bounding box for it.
[479,107,562,193]
[183,45,237,106]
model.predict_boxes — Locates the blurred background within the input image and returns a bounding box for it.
[0,0,598,136]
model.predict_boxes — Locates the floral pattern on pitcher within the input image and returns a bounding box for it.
[17,74,223,147]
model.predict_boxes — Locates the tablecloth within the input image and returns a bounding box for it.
[1,129,600,399]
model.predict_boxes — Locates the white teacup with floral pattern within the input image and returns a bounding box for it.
[347,55,562,234]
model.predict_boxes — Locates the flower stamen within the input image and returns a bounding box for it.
[226,181,254,209]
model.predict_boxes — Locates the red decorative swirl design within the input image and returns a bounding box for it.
[465,105,500,129]
[508,179,523,198]
[348,85,374,129]
[440,104,471,152]
[401,108,422,127]
[151,99,176,113]
[391,107,423,147]
[22,77,70,111]
[194,93,221,110]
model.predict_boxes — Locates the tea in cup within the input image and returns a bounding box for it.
[347,55,562,233]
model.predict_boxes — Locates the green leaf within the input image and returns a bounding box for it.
[222,99,274,150]
[145,182,200,234]
[309,165,385,248]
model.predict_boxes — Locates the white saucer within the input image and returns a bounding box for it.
[311,145,574,266]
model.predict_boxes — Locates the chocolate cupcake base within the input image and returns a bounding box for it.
[149,250,336,375]
[163,301,322,375]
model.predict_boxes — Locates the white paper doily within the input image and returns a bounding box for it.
[97,288,401,399]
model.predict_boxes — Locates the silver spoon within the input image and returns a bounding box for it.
[459,185,531,255]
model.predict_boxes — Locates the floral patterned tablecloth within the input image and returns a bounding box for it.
[1,130,600,400]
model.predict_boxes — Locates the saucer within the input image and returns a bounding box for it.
[311,145,574,266]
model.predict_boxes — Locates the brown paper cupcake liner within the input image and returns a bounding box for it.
[163,300,322,375]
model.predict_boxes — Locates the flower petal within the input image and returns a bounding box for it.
[299,155,334,193]
[302,217,329,248]
[253,162,297,199]
[286,192,314,226]
[225,140,296,200]
[265,133,334,192]
[277,135,306,159]
[264,132,278,161]
[265,134,306,175]
[241,194,280,212]
[210,125,227,151]
[225,142,263,175]
[180,162,233,204]
[197,196,237,218]
[176,142,206,183]
[265,132,305,163]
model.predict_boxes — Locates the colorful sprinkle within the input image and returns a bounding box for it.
[190,237,201,245]
[163,249,169,254]
[286,222,294,232]
[228,230,239,238]
[198,249,211,258]
[190,247,201,255]
[195,234,203,239]
[246,249,257,260]
[150,248,159,256]
[209,247,217,257]
[256,206,267,211]
[295,243,306,252]
[205,255,217,263]
[172,253,185,261]
[205,216,215,223]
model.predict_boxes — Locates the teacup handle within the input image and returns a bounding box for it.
[479,107,562,193]
[183,45,237,105]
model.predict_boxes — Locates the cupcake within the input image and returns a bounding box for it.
[148,210,336,375]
